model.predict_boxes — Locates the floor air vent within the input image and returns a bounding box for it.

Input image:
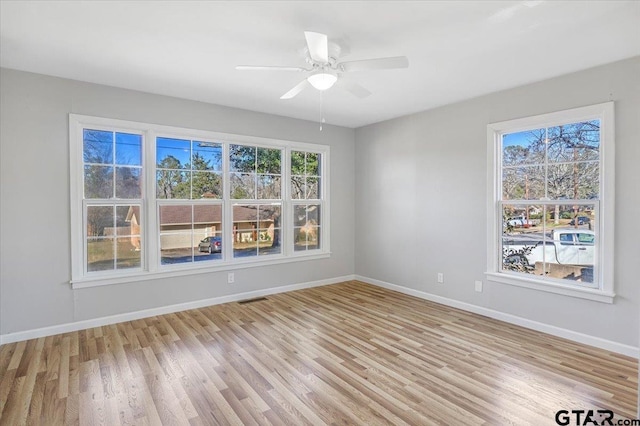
[237,297,268,305]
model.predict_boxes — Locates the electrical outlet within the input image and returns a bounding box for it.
[437,273,444,283]
[475,280,483,292]
[228,272,235,284]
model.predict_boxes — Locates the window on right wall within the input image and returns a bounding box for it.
[486,102,615,303]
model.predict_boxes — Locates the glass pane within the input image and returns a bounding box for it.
[258,175,281,199]
[306,177,320,199]
[115,167,141,199]
[156,137,190,169]
[291,151,305,175]
[293,204,321,251]
[116,238,141,269]
[192,171,222,199]
[84,165,113,199]
[259,205,281,255]
[192,141,222,171]
[115,132,142,166]
[230,145,256,173]
[547,162,599,200]
[501,204,542,232]
[233,205,258,258]
[87,206,113,237]
[83,129,113,164]
[306,152,320,176]
[87,237,115,272]
[115,205,139,236]
[547,121,600,163]
[502,129,545,166]
[502,166,544,200]
[230,173,255,199]
[194,204,223,262]
[291,176,305,199]
[156,170,189,199]
[257,148,281,174]
[159,205,194,265]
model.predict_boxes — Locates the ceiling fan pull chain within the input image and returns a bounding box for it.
[319,91,324,131]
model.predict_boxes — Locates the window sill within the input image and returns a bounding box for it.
[485,272,615,303]
[71,252,331,289]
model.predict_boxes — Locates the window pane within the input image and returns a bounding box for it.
[294,204,321,251]
[501,204,541,232]
[159,205,194,264]
[230,145,256,173]
[502,166,544,200]
[232,204,281,257]
[193,141,222,171]
[306,177,320,199]
[230,173,256,199]
[156,170,189,199]
[115,133,142,166]
[291,176,305,200]
[83,129,113,164]
[291,151,303,176]
[502,129,545,166]
[157,137,190,169]
[258,175,281,199]
[116,240,141,269]
[546,162,599,200]
[306,152,320,176]
[233,205,258,258]
[258,205,281,255]
[87,237,115,272]
[194,204,223,262]
[192,171,222,199]
[547,121,600,163]
[115,167,141,199]
[87,205,113,237]
[257,147,281,174]
[84,165,113,199]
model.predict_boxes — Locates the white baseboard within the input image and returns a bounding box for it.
[355,275,639,359]
[0,275,355,345]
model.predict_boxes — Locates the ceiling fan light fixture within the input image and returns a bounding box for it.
[307,71,337,91]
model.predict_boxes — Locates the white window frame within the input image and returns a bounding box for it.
[485,102,614,303]
[70,114,330,289]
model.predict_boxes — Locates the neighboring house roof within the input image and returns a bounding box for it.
[126,204,278,226]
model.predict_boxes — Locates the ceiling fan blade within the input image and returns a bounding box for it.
[304,31,329,63]
[339,80,372,98]
[236,65,306,72]
[338,56,409,72]
[280,79,310,99]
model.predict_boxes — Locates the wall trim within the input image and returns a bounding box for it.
[0,274,355,345]
[355,275,639,359]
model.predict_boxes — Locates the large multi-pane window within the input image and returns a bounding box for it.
[70,115,329,287]
[486,103,614,302]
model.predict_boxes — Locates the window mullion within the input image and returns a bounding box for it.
[146,130,158,273]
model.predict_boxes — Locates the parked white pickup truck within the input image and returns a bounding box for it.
[503,228,594,267]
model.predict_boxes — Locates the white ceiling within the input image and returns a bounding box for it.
[1,1,639,128]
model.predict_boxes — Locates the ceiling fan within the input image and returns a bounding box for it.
[236,31,409,99]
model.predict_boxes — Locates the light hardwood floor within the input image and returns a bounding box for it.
[0,281,637,425]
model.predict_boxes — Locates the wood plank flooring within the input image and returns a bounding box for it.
[0,280,637,425]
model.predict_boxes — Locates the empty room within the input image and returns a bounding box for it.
[1,1,639,425]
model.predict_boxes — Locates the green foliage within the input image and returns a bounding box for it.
[157,153,221,199]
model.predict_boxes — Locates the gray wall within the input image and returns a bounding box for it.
[355,57,640,348]
[0,69,355,335]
